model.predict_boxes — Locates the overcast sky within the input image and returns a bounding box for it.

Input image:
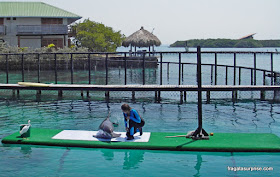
[2,0,280,44]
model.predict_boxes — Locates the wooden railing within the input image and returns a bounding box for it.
[17,25,68,35]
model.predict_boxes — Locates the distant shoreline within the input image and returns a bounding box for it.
[170,39,280,48]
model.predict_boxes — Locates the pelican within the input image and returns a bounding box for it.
[20,120,31,137]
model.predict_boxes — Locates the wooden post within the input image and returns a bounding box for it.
[232,90,237,102]
[206,91,210,104]
[180,91,183,104]
[58,90,63,97]
[225,66,228,85]
[238,67,241,85]
[132,91,135,101]
[167,62,170,80]
[155,91,158,102]
[105,91,110,101]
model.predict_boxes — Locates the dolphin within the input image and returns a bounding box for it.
[93,116,121,139]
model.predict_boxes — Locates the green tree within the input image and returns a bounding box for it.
[71,19,125,52]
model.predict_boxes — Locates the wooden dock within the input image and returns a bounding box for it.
[1,83,279,102]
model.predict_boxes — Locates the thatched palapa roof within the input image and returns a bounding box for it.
[122,26,161,47]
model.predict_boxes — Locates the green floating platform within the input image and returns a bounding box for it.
[2,128,280,152]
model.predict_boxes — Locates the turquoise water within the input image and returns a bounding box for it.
[1,99,280,176]
[1,47,280,176]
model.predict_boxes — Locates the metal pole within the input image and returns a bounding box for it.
[182,63,184,81]
[54,54,57,84]
[142,51,146,85]
[179,52,181,85]
[261,71,266,100]
[251,69,253,85]
[71,54,73,84]
[37,54,40,83]
[105,53,108,85]
[88,54,91,84]
[37,54,41,95]
[271,53,273,85]
[197,46,202,130]
[210,65,213,85]
[21,54,24,82]
[214,53,217,85]
[6,55,8,84]
[254,53,256,85]
[192,46,208,139]
[160,53,163,85]
[233,53,236,85]
[124,53,127,85]
[159,53,163,102]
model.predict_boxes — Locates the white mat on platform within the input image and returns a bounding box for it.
[52,130,151,142]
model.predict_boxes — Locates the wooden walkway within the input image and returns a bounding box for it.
[0,83,279,91]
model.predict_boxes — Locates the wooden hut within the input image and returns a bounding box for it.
[122,26,161,55]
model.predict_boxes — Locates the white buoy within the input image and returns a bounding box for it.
[20,120,31,136]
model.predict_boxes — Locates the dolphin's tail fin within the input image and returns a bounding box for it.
[111,132,121,138]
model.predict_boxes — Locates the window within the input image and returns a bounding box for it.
[0,18,3,25]
[7,17,10,20]
[13,17,16,20]
[41,18,63,24]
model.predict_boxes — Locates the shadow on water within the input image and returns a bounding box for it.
[57,148,71,174]
[123,150,145,170]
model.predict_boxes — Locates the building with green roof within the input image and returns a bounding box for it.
[0,2,82,48]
